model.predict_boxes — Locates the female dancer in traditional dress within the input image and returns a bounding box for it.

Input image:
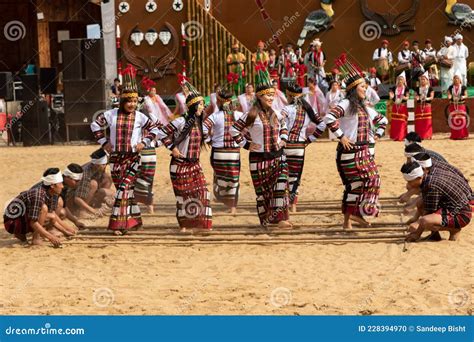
[238,83,255,114]
[231,68,292,228]
[283,84,326,212]
[156,84,212,232]
[325,55,388,229]
[135,85,173,213]
[389,72,410,141]
[203,89,244,215]
[447,72,469,140]
[91,68,159,235]
[414,71,434,140]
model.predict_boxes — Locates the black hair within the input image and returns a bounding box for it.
[286,83,302,95]
[405,143,425,154]
[412,152,431,162]
[345,83,368,116]
[43,167,60,177]
[174,93,205,148]
[67,163,83,174]
[114,78,120,83]
[405,131,422,143]
[90,148,107,159]
[217,89,234,111]
[400,161,421,174]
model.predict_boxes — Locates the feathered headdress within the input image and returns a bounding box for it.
[254,61,274,96]
[121,64,139,98]
[141,76,156,92]
[177,73,203,108]
[334,53,365,91]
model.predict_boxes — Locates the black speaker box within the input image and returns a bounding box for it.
[63,79,107,102]
[21,100,50,146]
[0,72,13,100]
[20,74,39,101]
[62,39,84,80]
[83,39,105,79]
[64,100,106,125]
[39,68,57,94]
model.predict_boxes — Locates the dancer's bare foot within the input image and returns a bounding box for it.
[113,230,125,236]
[32,232,45,246]
[449,229,461,241]
[343,222,353,230]
[228,207,237,215]
[278,220,293,229]
[179,227,187,233]
[147,205,154,214]
[290,204,297,213]
[350,215,372,227]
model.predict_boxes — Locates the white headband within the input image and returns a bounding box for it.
[403,166,424,181]
[91,155,108,165]
[41,172,64,186]
[404,151,421,158]
[411,157,432,168]
[63,168,83,181]
[404,139,422,147]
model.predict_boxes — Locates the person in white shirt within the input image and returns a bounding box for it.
[282,84,326,213]
[372,39,393,81]
[203,90,244,214]
[452,33,469,86]
[397,40,412,84]
[231,74,292,228]
[204,84,222,118]
[367,67,381,91]
[364,77,380,108]
[326,80,345,140]
[90,87,160,235]
[237,83,255,114]
[143,87,172,126]
[437,36,456,93]
[272,79,288,112]
[324,56,388,230]
[372,39,393,64]
[423,39,437,64]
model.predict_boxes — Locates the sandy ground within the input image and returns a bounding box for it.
[0,134,472,315]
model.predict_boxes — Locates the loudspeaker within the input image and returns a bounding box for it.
[0,72,13,100]
[39,68,57,94]
[21,100,50,146]
[20,74,39,101]
[62,39,83,80]
[83,39,105,79]
[63,79,107,102]
[378,83,394,99]
[64,100,106,124]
